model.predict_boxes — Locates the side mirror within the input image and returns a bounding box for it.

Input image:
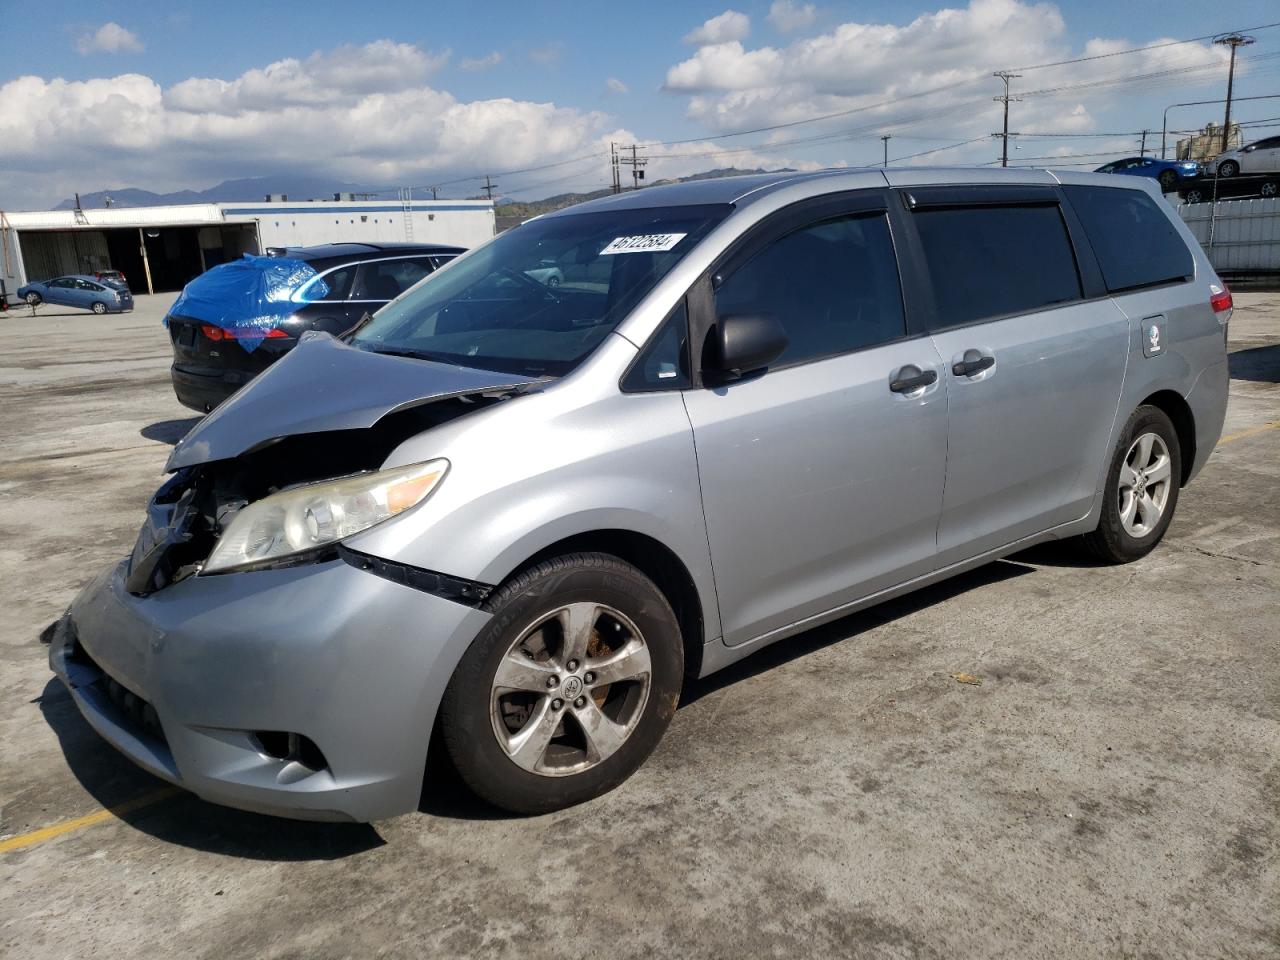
[707,313,788,380]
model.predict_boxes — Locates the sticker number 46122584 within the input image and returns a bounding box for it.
[600,233,688,255]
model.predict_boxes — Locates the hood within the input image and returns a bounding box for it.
[167,333,538,470]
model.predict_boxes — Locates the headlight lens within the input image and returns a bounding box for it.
[203,458,448,573]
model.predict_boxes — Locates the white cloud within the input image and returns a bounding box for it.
[460,51,502,71]
[683,10,751,45]
[529,42,564,66]
[606,77,629,95]
[664,0,1229,154]
[76,22,143,55]
[0,42,611,209]
[767,1,817,33]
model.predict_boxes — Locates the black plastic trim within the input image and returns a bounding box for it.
[338,546,493,607]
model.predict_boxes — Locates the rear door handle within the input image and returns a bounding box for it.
[889,368,938,393]
[952,354,995,377]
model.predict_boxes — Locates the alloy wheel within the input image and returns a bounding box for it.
[1118,432,1173,538]
[490,602,652,777]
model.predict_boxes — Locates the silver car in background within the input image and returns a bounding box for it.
[50,169,1230,821]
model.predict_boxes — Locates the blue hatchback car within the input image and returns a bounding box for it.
[1095,156,1201,192]
[18,275,134,314]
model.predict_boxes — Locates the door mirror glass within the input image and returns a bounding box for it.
[709,313,788,379]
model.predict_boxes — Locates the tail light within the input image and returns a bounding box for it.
[200,323,289,341]
[1209,284,1233,324]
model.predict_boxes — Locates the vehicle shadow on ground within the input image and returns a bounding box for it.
[37,557,1048,833]
[36,675,385,859]
[141,417,202,445]
[678,558,1037,708]
[1227,344,1280,383]
[14,306,97,318]
[422,558,1044,819]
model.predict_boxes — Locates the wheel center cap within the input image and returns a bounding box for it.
[562,675,583,699]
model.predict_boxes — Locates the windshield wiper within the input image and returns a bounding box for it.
[366,345,455,363]
[342,311,375,340]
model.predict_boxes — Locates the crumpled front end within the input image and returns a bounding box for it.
[51,555,492,822]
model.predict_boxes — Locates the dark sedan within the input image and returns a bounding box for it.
[168,242,462,412]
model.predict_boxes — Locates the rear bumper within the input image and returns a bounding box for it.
[170,365,248,412]
[1186,357,1229,484]
[51,557,491,822]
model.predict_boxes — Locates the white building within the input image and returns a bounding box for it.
[0,198,495,297]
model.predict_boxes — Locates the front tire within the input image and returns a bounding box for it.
[1218,160,1240,178]
[440,553,683,814]
[25,292,41,305]
[1081,405,1181,563]
[91,301,108,315]
[1158,169,1178,191]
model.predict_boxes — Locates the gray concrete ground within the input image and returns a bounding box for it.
[1,293,1277,960]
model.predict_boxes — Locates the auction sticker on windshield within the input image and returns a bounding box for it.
[600,233,687,255]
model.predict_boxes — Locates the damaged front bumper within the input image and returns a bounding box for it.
[51,556,492,822]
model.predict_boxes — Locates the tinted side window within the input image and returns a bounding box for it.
[352,258,435,300]
[316,265,356,301]
[622,302,691,392]
[1063,185,1193,293]
[913,204,1082,329]
[714,213,905,366]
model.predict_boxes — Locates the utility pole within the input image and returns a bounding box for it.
[482,175,498,201]
[610,142,621,194]
[431,186,438,200]
[1139,129,1149,157]
[619,144,648,190]
[1215,34,1255,153]
[993,71,1022,168]
[880,134,891,167]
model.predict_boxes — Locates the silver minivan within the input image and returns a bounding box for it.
[50,169,1231,821]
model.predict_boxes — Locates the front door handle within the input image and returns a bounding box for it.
[952,354,995,377]
[889,368,938,393]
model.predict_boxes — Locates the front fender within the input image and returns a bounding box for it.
[345,372,724,645]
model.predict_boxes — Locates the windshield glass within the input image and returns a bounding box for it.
[348,203,730,376]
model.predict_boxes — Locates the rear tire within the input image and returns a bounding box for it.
[91,301,108,315]
[25,292,41,305]
[1218,160,1239,178]
[1158,170,1178,191]
[1081,405,1181,563]
[440,552,683,814]
[1262,180,1278,198]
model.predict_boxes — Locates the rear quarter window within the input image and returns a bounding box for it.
[1063,185,1193,293]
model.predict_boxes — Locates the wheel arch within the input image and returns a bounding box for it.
[501,529,707,681]
[1139,389,1196,485]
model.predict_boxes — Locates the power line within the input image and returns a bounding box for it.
[334,19,1280,201]
[639,20,1280,149]
[1008,20,1280,70]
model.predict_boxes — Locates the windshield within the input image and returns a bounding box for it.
[349,203,730,376]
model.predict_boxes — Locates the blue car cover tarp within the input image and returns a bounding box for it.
[167,254,329,351]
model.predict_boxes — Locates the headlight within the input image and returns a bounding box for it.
[203,459,448,574]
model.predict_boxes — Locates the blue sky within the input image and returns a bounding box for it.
[3,0,1279,207]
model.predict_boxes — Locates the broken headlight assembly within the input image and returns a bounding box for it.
[203,459,449,574]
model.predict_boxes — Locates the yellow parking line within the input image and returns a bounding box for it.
[0,786,180,854]
[1217,420,1280,446]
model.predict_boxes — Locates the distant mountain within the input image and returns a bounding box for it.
[53,167,796,214]
[54,175,370,210]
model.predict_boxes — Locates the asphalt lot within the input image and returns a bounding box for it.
[1,292,1277,959]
